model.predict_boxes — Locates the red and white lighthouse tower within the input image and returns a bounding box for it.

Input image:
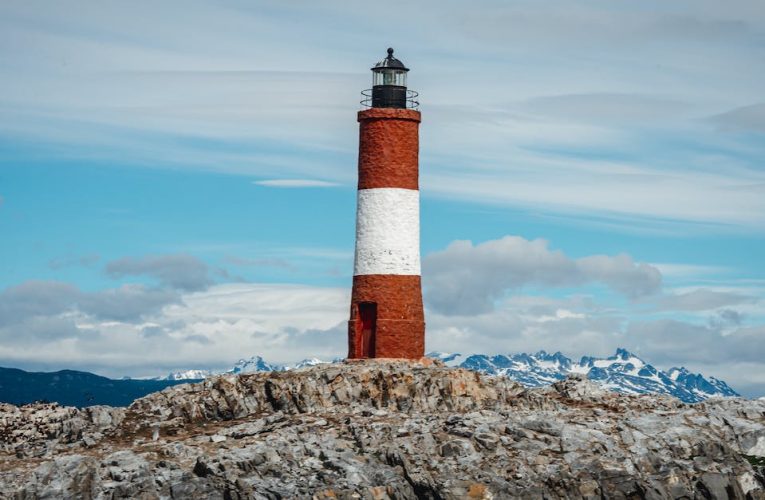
[348,48,425,360]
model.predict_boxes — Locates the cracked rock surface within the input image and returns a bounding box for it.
[1,360,764,499]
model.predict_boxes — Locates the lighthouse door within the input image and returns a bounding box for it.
[358,302,377,358]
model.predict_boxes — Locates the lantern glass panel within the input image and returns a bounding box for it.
[373,69,407,87]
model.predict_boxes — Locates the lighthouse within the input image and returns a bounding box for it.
[347,48,425,360]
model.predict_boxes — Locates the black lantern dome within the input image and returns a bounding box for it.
[372,47,409,73]
[362,48,418,109]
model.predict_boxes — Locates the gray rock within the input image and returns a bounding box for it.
[440,439,474,457]
[473,432,499,450]
[0,361,763,499]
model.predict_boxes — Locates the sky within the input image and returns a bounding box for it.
[1,0,764,396]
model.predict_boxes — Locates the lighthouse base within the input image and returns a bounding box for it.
[347,319,425,360]
[347,274,425,360]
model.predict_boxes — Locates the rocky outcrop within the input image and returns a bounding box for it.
[1,360,764,499]
[0,403,124,458]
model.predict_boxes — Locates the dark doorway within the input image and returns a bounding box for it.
[357,302,377,358]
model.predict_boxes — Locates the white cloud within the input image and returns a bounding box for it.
[624,320,765,366]
[253,179,340,188]
[0,282,349,377]
[0,280,182,327]
[423,235,661,315]
[0,275,763,396]
[425,296,625,359]
[79,285,182,322]
[105,254,214,291]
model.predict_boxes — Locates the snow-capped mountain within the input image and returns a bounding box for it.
[428,348,739,403]
[289,358,329,370]
[666,366,738,400]
[229,356,282,374]
[160,356,350,380]
[158,349,739,403]
[162,369,214,381]
[158,356,282,381]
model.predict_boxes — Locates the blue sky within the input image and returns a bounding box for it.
[1,0,764,396]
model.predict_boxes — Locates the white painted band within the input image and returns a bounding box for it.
[354,188,420,276]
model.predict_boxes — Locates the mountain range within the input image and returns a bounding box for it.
[160,348,738,404]
[0,348,738,407]
[428,348,739,403]
[0,367,190,407]
[158,356,328,381]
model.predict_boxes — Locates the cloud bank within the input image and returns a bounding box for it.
[424,236,661,315]
[1,238,760,396]
[2,276,761,396]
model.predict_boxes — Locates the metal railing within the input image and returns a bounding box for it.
[360,89,419,110]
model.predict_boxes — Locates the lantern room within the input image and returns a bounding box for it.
[362,48,418,109]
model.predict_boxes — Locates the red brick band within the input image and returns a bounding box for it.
[347,319,425,359]
[357,108,421,191]
[347,274,425,359]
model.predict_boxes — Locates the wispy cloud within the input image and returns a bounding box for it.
[651,289,756,312]
[1,0,763,231]
[519,93,690,125]
[253,179,340,188]
[48,254,101,270]
[708,103,765,133]
[652,263,732,279]
[224,256,295,270]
